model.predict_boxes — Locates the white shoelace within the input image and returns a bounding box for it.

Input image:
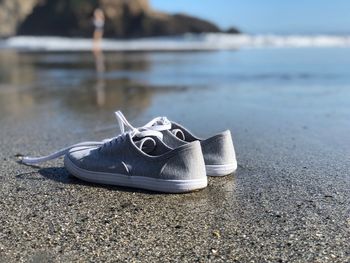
[20,111,164,165]
[20,140,105,165]
[115,111,172,133]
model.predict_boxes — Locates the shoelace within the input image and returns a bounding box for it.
[115,111,186,140]
[115,111,172,133]
[20,140,105,165]
[20,112,163,165]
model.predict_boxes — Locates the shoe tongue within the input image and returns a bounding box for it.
[171,129,185,141]
[134,137,156,154]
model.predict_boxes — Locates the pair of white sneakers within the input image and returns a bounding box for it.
[21,111,237,193]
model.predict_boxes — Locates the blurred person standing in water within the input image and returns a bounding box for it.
[93,8,105,51]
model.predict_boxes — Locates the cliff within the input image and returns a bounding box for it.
[0,0,240,38]
[0,0,39,37]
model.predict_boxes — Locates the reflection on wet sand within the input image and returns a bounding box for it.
[0,51,37,117]
[0,51,158,119]
[93,47,106,107]
[63,78,154,115]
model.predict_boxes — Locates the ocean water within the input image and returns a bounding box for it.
[0,35,349,157]
[2,34,350,51]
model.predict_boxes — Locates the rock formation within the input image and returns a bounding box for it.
[0,0,240,38]
[0,0,39,37]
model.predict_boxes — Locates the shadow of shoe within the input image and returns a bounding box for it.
[35,166,160,194]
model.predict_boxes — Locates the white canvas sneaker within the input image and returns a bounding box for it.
[115,111,237,176]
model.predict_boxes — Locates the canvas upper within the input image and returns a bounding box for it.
[66,132,207,181]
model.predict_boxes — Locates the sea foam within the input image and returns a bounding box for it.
[2,34,350,51]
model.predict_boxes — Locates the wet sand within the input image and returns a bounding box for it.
[0,50,349,262]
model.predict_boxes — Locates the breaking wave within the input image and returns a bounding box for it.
[2,34,350,51]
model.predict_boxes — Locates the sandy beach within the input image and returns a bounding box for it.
[0,49,349,262]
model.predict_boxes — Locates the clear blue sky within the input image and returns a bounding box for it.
[150,0,350,34]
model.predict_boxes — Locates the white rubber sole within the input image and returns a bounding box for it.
[64,157,208,193]
[205,162,237,176]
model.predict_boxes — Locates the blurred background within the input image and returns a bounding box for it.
[0,0,349,152]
